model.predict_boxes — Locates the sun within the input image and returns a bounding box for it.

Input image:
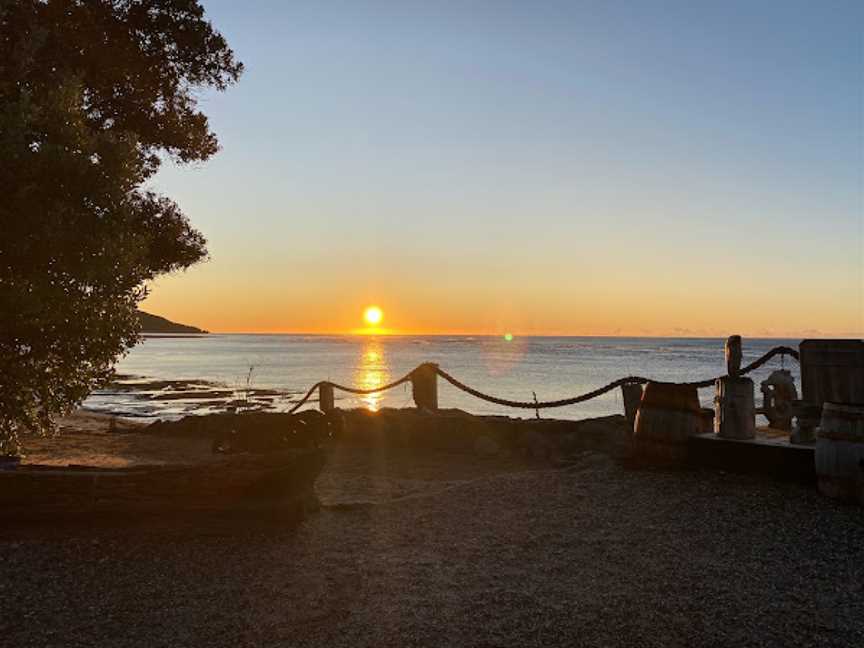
[363,305,383,327]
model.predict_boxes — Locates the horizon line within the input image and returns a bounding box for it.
[153,330,861,340]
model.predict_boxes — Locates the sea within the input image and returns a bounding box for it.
[83,335,802,423]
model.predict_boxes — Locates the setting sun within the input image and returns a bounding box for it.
[363,306,383,327]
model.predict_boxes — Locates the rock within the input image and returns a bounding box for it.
[330,409,630,463]
[148,411,334,451]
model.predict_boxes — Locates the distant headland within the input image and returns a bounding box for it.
[138,311,208,334]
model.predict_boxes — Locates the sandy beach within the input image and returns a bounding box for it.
[2,412,863,647]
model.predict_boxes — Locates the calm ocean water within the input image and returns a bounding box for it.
[84,335,802,422]
[85,335,798,418]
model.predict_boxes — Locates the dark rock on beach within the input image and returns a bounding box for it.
[335,407,632,461]
[142,408,631,462]
[147,409,336,452]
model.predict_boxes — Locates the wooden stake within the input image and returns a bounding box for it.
[319,382,335,414]
[621,383,643,429]
[412,363,439,411]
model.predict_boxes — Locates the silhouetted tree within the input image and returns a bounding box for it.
[0,0,242,453]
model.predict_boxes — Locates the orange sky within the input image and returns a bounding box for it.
[141,250,862,337]
[140,2,863,339]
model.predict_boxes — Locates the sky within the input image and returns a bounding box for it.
[143,0,863,337]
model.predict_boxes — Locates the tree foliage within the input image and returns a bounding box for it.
[0,0,242,453]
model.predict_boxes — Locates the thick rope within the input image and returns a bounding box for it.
[437,345,799,410]
[286,345,800,413]
[287,374,414,413]
[736,345,798,377]
[325,374,413,396]
[287,381,323,414]
[436,369,649,409]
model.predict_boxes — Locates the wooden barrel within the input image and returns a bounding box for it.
[815,402,864,503]
[635,382,701,441]
[633,382,701,464]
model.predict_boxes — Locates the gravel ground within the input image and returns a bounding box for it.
[2,447,863,647]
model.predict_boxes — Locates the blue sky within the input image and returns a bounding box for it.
[146,1,863,336]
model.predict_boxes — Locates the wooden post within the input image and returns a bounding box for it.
[725,335,743,377]
[714,376,756,440]
[319,382,335,414]
[621,383,643,429]
[412,363,439,411]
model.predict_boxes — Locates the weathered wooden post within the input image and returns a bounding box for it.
[621,382,643,429]
[319,382,335,414]
[725,334,742,377]
[412,363,439,411]
[714,335,756,440]
[715,377,756,439]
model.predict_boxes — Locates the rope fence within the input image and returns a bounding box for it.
[288,345,800,414]
[436,370,647,410]
[327,375,414,396]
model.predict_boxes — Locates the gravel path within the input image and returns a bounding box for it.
[2,449,863,647]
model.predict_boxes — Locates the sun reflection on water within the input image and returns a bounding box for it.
[355,338,391,411]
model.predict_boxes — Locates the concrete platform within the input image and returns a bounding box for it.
[687,432,815,483]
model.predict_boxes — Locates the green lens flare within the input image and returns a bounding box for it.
[504,333,513,342]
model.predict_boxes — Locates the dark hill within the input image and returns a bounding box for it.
[138,311,207,334]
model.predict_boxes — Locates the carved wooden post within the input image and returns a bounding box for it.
[412,363,439,411]
[716,336,755,439]
[621,382,643,429]
[725,335,742,377]
[319,382,335,414]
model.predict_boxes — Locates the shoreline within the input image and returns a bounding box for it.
[88,336,807,424]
